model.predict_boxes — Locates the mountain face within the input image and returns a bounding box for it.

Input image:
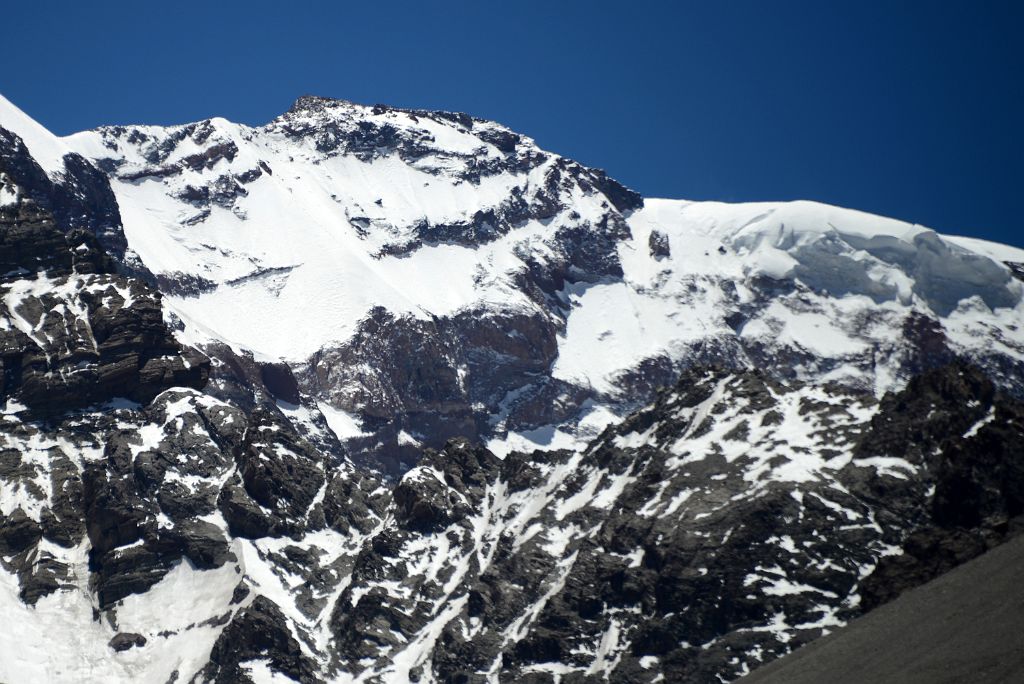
[57,94,1024,470]
[1,92,1023,683]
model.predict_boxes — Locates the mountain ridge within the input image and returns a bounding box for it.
[9,92,1021,472]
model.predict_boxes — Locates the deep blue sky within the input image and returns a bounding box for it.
[3,1,1021,246]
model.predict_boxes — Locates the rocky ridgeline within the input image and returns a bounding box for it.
[92,96,641,258]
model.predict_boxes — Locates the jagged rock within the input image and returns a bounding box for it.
[4,91,1024,684]
[12,548,71,605]
[218,480,274,540]
[648,229,670,259]
[0,125,127,263]
[92,545,171,609]
[318,471,387,536]
[153,520,233,569]
[233,407,325,532]
[392,471,463,533]
[1,272,209,417]
[109,632,147,652]
[0,507,41,553]
[393,439,498,533]
[82,458,152,557]
[204,596,321,684]
[42,452,86,546]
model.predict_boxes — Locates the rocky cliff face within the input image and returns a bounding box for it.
[0,125,207,418]
[1,93,1024,683]
[4,348,1021,682]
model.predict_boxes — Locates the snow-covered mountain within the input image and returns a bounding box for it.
[49,94,1024,468]
[1,92,1023,683]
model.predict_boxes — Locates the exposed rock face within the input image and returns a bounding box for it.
[648,228,671,259]
[108,632,147,652]
[854,364,1024,610]
[203,596,321,684]
[0,126,127,264]
[302,305,562,472]
[1,123,206,418]
[1,271,208,417]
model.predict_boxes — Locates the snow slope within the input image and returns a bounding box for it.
[62,103,570,360]
[0,94,73,177]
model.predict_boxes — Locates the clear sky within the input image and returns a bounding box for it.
[3,1,1021,247]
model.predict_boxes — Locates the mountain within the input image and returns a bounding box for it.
[56,94,1024,469]
[1,92,1023,683]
